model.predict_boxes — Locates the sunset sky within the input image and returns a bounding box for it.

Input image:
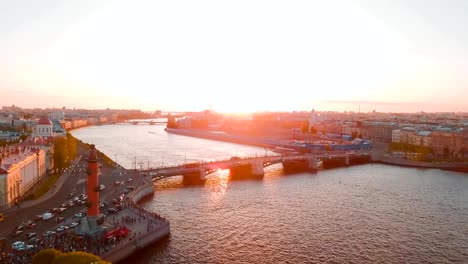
[1,0,467,113]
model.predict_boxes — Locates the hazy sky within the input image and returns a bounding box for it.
[1,0,467,113]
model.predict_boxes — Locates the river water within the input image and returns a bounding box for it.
[72,123,468,264]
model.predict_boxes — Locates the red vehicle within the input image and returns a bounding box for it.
[103,227,130,239]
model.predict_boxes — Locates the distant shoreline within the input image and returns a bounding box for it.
[165,128,468,173]
[372,157,468,173]
[72,125,468,174]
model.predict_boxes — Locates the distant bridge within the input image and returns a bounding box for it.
[139,152,370,182]
[118,120,167,125]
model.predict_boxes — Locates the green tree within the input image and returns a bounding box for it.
[54,137,68,170]
[66,133,77,161]
[53,133,78,170]
[53,251,110,264]
[32,249,110,264]
[32,248,62,264]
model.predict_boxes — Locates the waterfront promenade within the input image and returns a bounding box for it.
[100,175,170,263]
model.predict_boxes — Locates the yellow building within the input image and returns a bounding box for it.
[0,147,46,209]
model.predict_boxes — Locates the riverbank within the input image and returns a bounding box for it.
[166,128,468,173]
[373,156,468,172]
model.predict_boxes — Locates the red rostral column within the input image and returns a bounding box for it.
[87,144,99,218]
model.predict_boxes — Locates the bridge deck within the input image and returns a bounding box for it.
[139,152,370,181]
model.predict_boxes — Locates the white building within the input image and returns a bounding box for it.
[0,147,46,209]
[33,117,54,138]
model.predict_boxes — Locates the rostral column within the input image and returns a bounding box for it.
[86,144,100,230]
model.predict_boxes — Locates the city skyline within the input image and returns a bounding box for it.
[1,0,468,113]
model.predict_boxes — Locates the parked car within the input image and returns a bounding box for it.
[42,213,53,220]
[107,208,118,214]
[69,222,80,228]
[25,233,36,239]
[56,226,69,232]
[11,241,25,251]
[74,213,85,219]
[11,230,23,237]
[28,237,41,244]
[43,231,56,237]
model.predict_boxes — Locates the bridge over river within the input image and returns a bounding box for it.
[139,152,371,183]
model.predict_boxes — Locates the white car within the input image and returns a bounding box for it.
[42,213,53,220]
[74,213,85,218]
[69,222,80,228]
[43,230,56,237]
[56,226,67,232]
[12,241,25,250]
[26,244,35,250]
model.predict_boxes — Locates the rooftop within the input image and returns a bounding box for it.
[0,146,42,171]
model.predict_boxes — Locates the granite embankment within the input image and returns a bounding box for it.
[374,156,468,172]
[101,177,170,263]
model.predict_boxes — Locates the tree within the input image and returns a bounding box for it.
[309,126,317,135]
[54,133,78,170]
[53,137,68,170]
[166,114,178,128]
[53,251,109,264]
[300,121,309,133]
[32,248,62,264]
[32,249,110,264]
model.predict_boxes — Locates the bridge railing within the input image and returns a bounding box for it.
[141,152,368,174]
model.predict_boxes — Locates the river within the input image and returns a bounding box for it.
[72,123,468,264]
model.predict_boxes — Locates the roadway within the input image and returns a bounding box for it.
[0,143,144,248]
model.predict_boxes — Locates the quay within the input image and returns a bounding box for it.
[100,177,170,263]
[84,144,171,263]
